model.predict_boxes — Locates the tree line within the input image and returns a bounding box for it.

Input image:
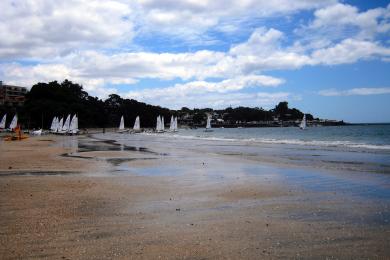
[0,80,314,129]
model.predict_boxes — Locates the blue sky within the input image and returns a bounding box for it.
[0,0,389,122]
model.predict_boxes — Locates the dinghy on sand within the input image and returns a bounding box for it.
[133,116,141,133]
[118,115,129,133]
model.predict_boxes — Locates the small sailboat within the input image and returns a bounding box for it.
[133,116,141,133]
[205,114,213,132]
[58,114,71,134]
[156,116,160,132]
[173,117,178,132]
[156,115,164,133]
[161,116,165,132]
[168,116,179,132]
[299,114,307,130]
[57,117,63,133]
[118,115,129,133]
[0,114,6,130]
[73,115,79,134]
[8,114,18,131]
[69,114,79,135]
[169,116,174,131]
[54,117,59,133]
[32,129,42,135]
[50,117,57,133]
[119,115,124,131]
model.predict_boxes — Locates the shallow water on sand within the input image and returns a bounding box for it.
[93,131,390,173]
[62,134,390,204]
[55,133,390,226]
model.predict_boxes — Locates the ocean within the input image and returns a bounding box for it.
[86,124,390,175]
[169,124,390,151]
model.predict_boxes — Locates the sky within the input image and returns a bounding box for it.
[0,0,389,123]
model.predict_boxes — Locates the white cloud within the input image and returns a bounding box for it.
[124,75,287,108]
[71,50,226,81]
[135,0,336,42]
[319,87,390,96]
[2,25,389,99]
[1,63,73,87]
[230,27,284,56]
[310,38,390,65]
[128,74,283,97]
[0,62,120,98]
[1,1,389,110]
[0,0,134,58]
[303,3,390,40]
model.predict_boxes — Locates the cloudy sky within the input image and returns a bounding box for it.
[1,0,389,122]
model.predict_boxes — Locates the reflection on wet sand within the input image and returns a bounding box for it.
[1,134,389,259]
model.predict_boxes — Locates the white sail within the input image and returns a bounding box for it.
[299,114,306,130]
[50,117,56,131]
[119,116,125,130]
[74,115,78,132]
[69,115,75,132]
[161,116,165,131]
[133,116,140,130]
[156,115,162,132]
[52,117,57,132]
[206,115,212,129]
[169,116,174,131]
[69,114,78,134]
[54,117,59,132]
[0,114,6,129]
[9,114,18,130]
[62,114,71,131]
[58,118,63,132]
[173,117,178,131]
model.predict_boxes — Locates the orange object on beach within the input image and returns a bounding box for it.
[4,124,28,141]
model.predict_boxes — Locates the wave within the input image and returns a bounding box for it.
[253,138,390,150]
[142,132,390,151]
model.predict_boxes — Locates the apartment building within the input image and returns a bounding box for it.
[0,81,27,106]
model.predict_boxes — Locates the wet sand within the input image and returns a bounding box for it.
[0,134,389,259]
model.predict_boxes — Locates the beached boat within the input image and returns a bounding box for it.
[58,114,71,134]
[169,116,175,132]
[133,116,141,133]
[50,117,56,132]
[52,115,78,135]
[0,114,6,131]
[8,114,18,131]
[69,114,79,135]
[50,117,59,133]
[205,115,213,132]
[118,115,129,133]
[156,115,164,133]
[299,114,307,130]
[173,116,178,132]
[31,129,42,135]
[57,117,63,133]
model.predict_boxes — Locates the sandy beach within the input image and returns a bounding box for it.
[1,134,389,259]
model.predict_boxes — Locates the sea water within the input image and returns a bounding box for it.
[92,124,390,174]
[171,124,390,151]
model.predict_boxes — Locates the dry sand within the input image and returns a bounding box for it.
[0,135,389,259]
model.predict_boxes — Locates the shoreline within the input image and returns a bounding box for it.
[1,134,389,259]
